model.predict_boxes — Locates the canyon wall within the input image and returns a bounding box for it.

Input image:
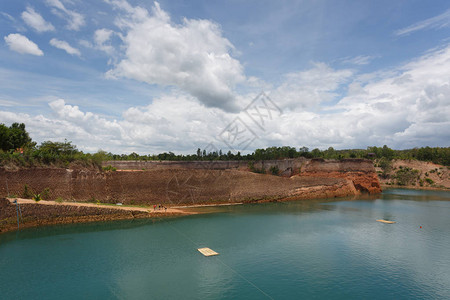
[301,158,382,194]
[0,159,380,206]
[0,197,157,233]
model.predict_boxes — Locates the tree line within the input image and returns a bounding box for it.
[0,123,449,167]
[103,145,449,166]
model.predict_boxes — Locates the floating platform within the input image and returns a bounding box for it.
[376,219,396,224]
[198,248,219,256]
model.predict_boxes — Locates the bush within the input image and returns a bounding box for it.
[22,184,33,199]
[248,161,265,174]
[395,167,419,186]
[425,178,434,184]
[33,193,41,202]
[269,166,280,175]
[378,158,392,179]
[41,187,50,199]
[102,165,117,172]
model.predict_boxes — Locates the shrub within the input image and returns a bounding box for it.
[395,167,419,186]
[41,187,50,199]
[378,158,392,179]
[102,165,117,172]
[55,197,64,203]
[33,193,41,202]
[425,178,434,184]
[22,184,33,199]
[248,161,265,174]
[269,166,280,175]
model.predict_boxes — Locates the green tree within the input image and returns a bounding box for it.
[0,122,33,151]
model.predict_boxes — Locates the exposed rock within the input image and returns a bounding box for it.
[0,158,383,232]
[301,159,382,194]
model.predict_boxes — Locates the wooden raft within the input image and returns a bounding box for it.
[198,248,219,256]
[376,219,396,224]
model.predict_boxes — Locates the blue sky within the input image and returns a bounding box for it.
[1,0,449,154]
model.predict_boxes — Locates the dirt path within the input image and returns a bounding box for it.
[6,198,192,215]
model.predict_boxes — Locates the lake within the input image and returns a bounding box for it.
[1,189,449,299]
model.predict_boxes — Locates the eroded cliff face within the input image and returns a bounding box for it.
[300,159,382,194]
[0,158,381,206]
[0,197,159,233]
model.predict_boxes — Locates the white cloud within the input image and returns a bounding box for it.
[46,0,85,31]
[342,55,375,66]
[49,38,81,56]
[1,12,15,22]
[21,6,55,33]
[4,33,44,56]
[106,1,245,112]
[272,62,353,110]
[1,42,449,153]
[333,44,450,148]
[94,28,115,54]
[395,9,450,36]
[0,93,238,153]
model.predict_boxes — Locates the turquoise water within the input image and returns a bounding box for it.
[1,189,450,299]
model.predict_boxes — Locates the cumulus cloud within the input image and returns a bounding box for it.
[46,0,85,31]
[332,44,450,148]
[106,1,245,112]
[49,38,81,56]
[272,62,353,110]
[43,96,227,153]
[1,43,449,153]
[395,9,450,36]
[4,33,44,56]
[21,6,55,33]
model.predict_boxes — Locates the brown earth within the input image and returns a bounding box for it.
[376,159,450,189]
[0,197,191,234]
[300,158,382,194]
[0,159,380,205]
[0,158,381,232]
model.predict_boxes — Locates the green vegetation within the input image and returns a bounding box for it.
[22,184,33,199]
[395,167,420,186]
[377,158,393,179]
[0,123,449,168]
[97,145,449,166]
[41,188,51,200]
[248,162,266,174]
[0,123,34,152]
[102,165,117,172]
[425,178,434,185]
[0,123,104,168]
[269,166,280,175]
[33,193,42,202]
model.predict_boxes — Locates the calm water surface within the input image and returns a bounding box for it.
[1,189,449,299]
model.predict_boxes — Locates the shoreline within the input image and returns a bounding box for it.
[3,186,449,234]
[0,198,200,234]
[6,198,192,214]
[381,184,449,191]
[0,193,351,234]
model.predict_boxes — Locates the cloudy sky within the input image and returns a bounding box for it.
[1,0,449,154]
